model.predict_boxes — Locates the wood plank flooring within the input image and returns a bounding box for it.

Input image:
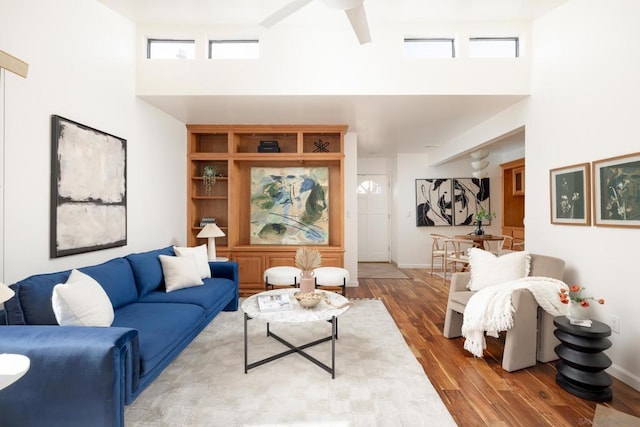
[347,268,640,427]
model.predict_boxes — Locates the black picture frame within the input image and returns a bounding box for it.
[452,178,490,226]
[415,178,453,226]
[51,115,127,257]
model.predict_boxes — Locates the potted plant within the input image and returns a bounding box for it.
[202,165,216,195]
[295,247,322,293]
[473,209,495,235]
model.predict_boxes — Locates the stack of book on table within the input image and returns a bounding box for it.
[257,294,292,312]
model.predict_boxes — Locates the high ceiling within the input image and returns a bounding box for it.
[99,0,567,157]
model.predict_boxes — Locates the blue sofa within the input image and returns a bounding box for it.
[0,246,239,427]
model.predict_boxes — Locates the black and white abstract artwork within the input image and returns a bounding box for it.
[51,115,127,257]
[415,179,453,226]
[452,178,491,226]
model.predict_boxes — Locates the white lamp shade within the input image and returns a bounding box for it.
[470,149,489,160]
[197,223,225,238]
[471,160,489,170]
[0,282,15,304]
[472,170,489,179]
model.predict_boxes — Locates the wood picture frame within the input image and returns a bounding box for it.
[51,115,127,257]
[592,152,640,227]
[549,163,591,226]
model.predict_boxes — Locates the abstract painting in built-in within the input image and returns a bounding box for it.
[51,115,127,257]
[250,167,329,244]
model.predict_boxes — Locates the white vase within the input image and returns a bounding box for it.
[568,301,590,320]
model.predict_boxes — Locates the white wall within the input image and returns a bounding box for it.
[525,0,640,390]
[394,153,507,268]
[0,0,186,283]
[343,133,358,286]
[136,21,531,96]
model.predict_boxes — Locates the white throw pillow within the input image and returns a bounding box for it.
[467,249,531,291]
[173,244,211,279]
[52,269,114,327]
[159,255,204,292]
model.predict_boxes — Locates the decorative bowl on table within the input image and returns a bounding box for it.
[293,291,324,309]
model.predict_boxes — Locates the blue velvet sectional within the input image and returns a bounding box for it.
[0,246,239,427]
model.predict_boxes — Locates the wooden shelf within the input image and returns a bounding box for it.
[186,124,347,291]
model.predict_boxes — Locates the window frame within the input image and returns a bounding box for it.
[468,37,520,58]
[403,37,456,59]
[208,39,260,59]
[146,38,195,59]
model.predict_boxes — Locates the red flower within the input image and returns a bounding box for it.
[569,285,580,292]
[598,299,605,305]
[580,300,590,307]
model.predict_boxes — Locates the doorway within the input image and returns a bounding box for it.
[357,174,389,262]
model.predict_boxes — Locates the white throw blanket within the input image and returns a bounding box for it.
[461,276,568,358]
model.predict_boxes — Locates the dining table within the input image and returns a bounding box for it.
[454,234,504,250]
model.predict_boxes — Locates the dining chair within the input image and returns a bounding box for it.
[442,238,475,284]
[430,233,452,276]
[485,235,514,255]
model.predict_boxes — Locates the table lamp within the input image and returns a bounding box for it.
[197,223,225,261]
[0,282,31,391]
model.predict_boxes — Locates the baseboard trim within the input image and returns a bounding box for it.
[608,363,640,392]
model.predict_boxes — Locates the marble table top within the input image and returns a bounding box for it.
[241,288,350,323]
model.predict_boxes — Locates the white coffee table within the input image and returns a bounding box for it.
[241,288,350,379]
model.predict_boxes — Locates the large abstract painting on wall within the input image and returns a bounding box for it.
[250,167,329,244]
[51,115,127,257]
[415,179,453,226]
[452,178,491,226]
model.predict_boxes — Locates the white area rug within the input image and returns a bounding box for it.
[126,300,455,426]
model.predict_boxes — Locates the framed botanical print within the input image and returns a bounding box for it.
[550,163,591,225]
[592,152,640,227]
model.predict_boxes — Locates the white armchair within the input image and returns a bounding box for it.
[443,253,566,371]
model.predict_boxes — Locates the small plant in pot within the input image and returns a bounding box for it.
[473,209,495,235]
[295,247,322,294]
[202,165,217,195]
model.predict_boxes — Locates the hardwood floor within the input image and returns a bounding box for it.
[347,268,640,427]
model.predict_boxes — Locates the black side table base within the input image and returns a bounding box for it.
[554,316,613,402]
[556,373,612,402]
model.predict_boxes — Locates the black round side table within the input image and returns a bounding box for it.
[553,316,612,402]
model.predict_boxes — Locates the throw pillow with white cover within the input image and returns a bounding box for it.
[467,249,531,291]
[159,255,204,292]
[52,269,114,326]
[173,244,211,279]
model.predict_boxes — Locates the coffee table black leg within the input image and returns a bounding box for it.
[245,316,339,378]
[331,315,336,379]
[244,312,248,374]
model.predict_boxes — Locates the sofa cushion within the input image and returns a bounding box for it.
[173,244,211,279]
[112,302,204,376]
[126,246,175,296]
[79,258,138,309]
[8,271,70,325]
[138,277,237,315]
[467,249,531,291]
[159,255,204,292]
[52,269,115,326]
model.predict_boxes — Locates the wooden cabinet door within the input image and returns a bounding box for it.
[232,253,265,292]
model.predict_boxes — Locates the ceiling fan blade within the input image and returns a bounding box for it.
[260,0,314,28]
[344,3,371,44]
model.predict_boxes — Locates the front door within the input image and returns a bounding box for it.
[357,174,389,262]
